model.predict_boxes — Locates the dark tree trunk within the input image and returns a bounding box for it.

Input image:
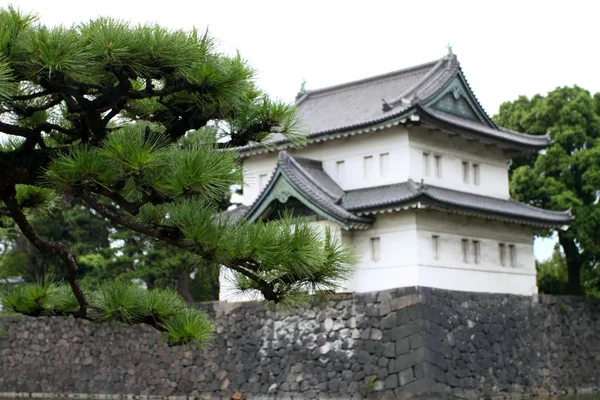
[210,273,220,301]
[177,271,193,304]
[559,231,583,296]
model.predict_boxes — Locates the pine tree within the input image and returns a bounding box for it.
[0,7,354,346]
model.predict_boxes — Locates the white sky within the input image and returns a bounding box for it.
[6,0,598,260]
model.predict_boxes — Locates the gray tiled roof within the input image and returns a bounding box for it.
[419,107,550,148]
[243,152,572,228]
[222,205,250,223]
[344,179,573,225]
[238,54,552,154]
[294,58,455,134]
[244,152,372,227]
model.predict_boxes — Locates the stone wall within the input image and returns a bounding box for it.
[0,287,599,399]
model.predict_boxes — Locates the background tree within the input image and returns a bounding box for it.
[0,197,111,283]
[495,86,600,295]
[0,7,354,345]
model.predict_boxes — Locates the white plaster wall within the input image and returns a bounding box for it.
[220,209,539,301]
[344,212,420,293]
[241,128,411,205]
[408,127,510,199]
[414,210,537,295]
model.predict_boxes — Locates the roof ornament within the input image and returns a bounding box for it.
[381,98,393,112]
[446,42,453,57]
[418,178,428,193]
[299,78,307,94]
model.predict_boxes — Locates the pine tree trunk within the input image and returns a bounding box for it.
[177,271,193,303]
[210,274,220,301]
[559,231,583,296]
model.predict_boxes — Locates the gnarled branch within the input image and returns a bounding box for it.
[2,188,88,316]
[79,191,282,302]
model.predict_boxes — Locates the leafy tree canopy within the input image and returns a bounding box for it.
[0,7,355,346]
[495,86,600,295]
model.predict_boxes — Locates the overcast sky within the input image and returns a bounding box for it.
[6,0,599,260]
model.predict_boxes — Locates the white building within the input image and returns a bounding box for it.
[220,53,572,300]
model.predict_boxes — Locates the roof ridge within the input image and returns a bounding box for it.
[282,152,343,201]
[385,59,446,108]
[422,183,573,219]
[297,58,441,101]
[507,198,573,217]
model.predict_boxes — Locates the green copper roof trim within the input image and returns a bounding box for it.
[423,71,495,128]
[245,170,352,229]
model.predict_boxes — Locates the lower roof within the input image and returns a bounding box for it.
[239,152,573,229]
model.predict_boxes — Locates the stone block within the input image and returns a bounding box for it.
[389,320,424,341]
[389,294,421,313]
[398,367,415,386]
[383,342,395,358]
[384,373,398,390]
[395,337,410,356]
[393,348,425,373]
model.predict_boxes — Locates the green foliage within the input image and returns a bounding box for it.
[495,86,600,295]
[230,223,356,301]
[363,376,377,391]
[537,250,570,295]
[0,281,56,315]
[0,6,355,344]
[90,281,147,324]
[0,280,213,346]
[0,197,112,283]
[145,289,186,323]
[46,284,80,314]
[162,308,214,347]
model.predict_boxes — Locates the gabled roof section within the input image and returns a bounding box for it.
[238,54,553,156]
[243,152,372,229]
[294,57,454,134]
[343,180,573,228]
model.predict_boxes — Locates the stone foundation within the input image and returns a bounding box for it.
[0,287,599,399]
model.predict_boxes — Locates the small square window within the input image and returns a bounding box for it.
[434,155,442,178]
[461,239,469,263]
[472,240,480,264]
[423,153,430,176]
[462,162,470,184]
[499,243,506,266]
[371,237,381,262]
[336,161,345,184]
[259,174,268,190]
[364,156,374,179]
[380,153,390,177]
[473,164,480,186]
[432,235,440,260]
[509,244,517,267]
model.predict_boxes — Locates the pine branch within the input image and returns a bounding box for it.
[2,187,88,317]
[12,90,52,101]
[11,96,63,117]
[79,191,282,302]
